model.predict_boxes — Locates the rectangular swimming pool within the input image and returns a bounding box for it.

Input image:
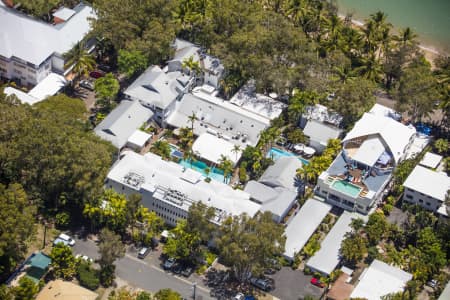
[178,159,227,183]
[267,147,310,165]
[331,180,362,198]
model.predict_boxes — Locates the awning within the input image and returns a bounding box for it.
[352,137,385,167]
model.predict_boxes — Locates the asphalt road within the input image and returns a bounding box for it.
[72,237,212,300]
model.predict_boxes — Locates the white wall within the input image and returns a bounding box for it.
[403,187,442,212]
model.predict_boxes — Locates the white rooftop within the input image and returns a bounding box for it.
[167,90,268,148]
[283,199,332,260]
[352,136,385,167]
[306,211,357,275]
[0,3,95,65]
[419,152,443,169]
[52,7,76,21]
[28,73,67,100]
[229,80,286,121]
[343,105,416,164]
[107,151,260,218]
[192,133,241,165]
[303,104,343,127]
[350,260,412,300]
[127,130,152,148]
[403,165,450,201]
[4,87,39,105]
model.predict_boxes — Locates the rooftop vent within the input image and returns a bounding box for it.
[123,172,145,188]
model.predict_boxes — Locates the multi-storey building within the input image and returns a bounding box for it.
[315,104,417,214]
[0,2,95,87]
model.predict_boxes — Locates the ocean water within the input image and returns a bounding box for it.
[336,0,450,54]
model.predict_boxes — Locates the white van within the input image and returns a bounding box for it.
[57,233,75,246]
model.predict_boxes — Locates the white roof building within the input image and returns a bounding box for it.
[192,133,242,165]
[283,199,332,261]
[94,100,154,148]
[419,152,443,169]
[126,130,152,150]
[350,260,412,300]
[167,88,269,148]
[0,3,95,66]
[107,151,260,225]
[403,165,450,202]
[229,80,286,121]
[306,211,357,276]
[3,72,67,104]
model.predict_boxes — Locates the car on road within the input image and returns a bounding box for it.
[138,247,150,259]
[53,233,75,247]
[79,79,94,91]
[89,70,105,79]
[310,277,325,288]
[250,277,273,291]
[163,257,176,270]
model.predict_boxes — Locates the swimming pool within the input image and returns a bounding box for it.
[331,180,362,198]
[169,144,183,159]
[178,159,227,183]
[267,147,310,165]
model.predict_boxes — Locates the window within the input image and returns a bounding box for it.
[405,194,413,199]
[426,202,431,206]
[419,199,423,203]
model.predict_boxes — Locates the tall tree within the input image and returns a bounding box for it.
[394,58,440,122]
[216,212,285,282]
[12,277,39,300]
[50,243,77,279]
[98,228,126,286]
[64,41,96,79]
[94,73,120,112]
[0,184,35,279]
[118,49,149,79]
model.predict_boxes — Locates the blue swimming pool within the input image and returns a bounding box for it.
[178,159,227,183]
[267,147,310,165]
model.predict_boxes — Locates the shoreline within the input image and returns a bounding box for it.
[337,14,447,66]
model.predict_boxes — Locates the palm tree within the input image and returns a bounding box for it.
[398,27,418,46]
[178,126,194,151]
[333,65,358,84]
[356,54,383,82]
[183,148,197,168]
[187,112,198,135]
[218,155,234,183]
[182,55,202,77]
[64,41,96,80]
[150,140,171,160]
[231,145,241,162]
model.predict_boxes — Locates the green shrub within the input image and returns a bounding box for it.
[55,211,70,228]
[77,262,100,290]
[383,204,393,215]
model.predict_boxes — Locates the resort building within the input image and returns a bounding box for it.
[166,87,269,148]
[402,165,450,216]
[123,65,194,126]
[229,80,286,120]
[315,104,416,214]
[106,151,260,226]
[0,2,95,87]
[350,260,412,300]
[419,151,443,169]
[306,211,358,276]
[244,156,303,223]
[282,199,332,261]
[94,100,154,149]
[299,104,343,153]
[168,38,224,89]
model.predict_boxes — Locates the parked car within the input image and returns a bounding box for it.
[89,70,105,79]
[79,79,94,90]
[163,257,176,270]
[53,233,75,246]
[310,277,326,288]
[180,266,194,277]
[427,279,438,288]
[97,64,112,72]
[233,292,245,300]
[250,277,273,291]
[137,247,150,259]
[75,254,93,263]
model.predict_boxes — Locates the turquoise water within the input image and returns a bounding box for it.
[331,180,362,198]
[267,147,310,165]
[178,159,227,183]
[336,0,450,53]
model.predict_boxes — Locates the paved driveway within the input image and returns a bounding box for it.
[268,267,323,300]
[72,237,212,299]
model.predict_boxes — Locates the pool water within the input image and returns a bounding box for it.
[178,159,227,183]
[331,180,362,198]
[267,147,310,165]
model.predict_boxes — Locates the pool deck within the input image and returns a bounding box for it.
[267,147,310,165]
